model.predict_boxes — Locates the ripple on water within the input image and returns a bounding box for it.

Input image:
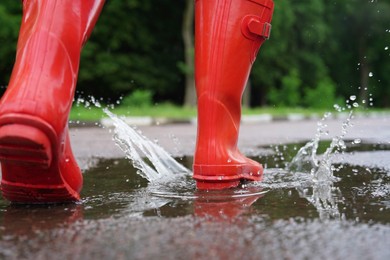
[149,173,268,200]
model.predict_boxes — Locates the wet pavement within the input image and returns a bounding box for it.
[1,116,390,259]
[70,116,390,166]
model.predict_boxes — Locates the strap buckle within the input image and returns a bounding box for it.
[248,20,272,39]
[241,15,272,40]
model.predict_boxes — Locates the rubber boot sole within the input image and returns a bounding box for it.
[0,115,80,203]
[193,164,263,190]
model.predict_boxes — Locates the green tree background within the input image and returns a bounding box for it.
[0,0,389,108]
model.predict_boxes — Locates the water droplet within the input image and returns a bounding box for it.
[353,138,361,144]
[353,102,359,108]
[324,112,332,118]
[349,95,356,101]
[369,72,374,77]
[333,104,342,112]
[385,46,389,50]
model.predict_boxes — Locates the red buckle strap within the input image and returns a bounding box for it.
[248,20,272,39]
[241,15,272,40]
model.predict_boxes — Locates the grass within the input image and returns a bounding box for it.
[69,102,390,122]
[242,107,327,116]
[69,103,197,121]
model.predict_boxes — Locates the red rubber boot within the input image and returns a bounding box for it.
[0,0,104,203]
[193,0,274,189]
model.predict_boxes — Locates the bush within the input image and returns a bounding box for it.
[268,68,301,107]
[304,77,339,109]
[121,89,153,107]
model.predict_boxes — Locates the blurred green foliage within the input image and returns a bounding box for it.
[121,89,153,108]
[0,2,21,85]
[268,69,301,107]
[0,0,389,108]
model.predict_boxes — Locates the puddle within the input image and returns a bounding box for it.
[1,141,388,222]
[0,141,389,259]
[2,140,382,224]
[75,142,389,223]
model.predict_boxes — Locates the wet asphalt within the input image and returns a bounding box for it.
[1,115,389,260]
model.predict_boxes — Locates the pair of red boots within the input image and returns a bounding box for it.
[0,0,274,203]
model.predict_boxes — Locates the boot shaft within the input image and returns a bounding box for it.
[0,0,105,133]
[18,0,105,70]
[194,0,274,163]
[193,0,273,187]
[195,0,274,99]
[195,0,274,133]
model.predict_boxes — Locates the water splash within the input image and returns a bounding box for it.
[286,102,359,219]
[288,110,354,183]
[103,108,190,183]
[297,183,342,219]
[83,95,360,219]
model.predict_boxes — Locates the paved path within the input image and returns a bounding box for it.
[70,116,390,170]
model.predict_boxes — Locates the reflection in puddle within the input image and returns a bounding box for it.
[73,142,389,224]
[1,142,388,224]
[103,109,340,221]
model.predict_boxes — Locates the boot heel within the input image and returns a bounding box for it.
[0,124,52,168]
[0,124,79,203]
[0,180,76,204]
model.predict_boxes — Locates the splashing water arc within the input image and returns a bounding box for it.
[103,108,191,183]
